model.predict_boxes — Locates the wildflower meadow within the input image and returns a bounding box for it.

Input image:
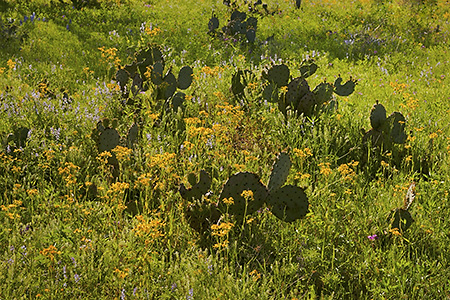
[1,0,450,299]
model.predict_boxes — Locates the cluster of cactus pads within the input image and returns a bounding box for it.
[232,59,357,118]
[115,44,193,111]
[388,182,415,233]
[363,101,407,149]
[179,152,309,234]
[208,10,258,43]
[91,118,138,164]
[3,127,29,151]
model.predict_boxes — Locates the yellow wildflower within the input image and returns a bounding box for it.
[318,162,332,176]
[7,59,16,70]
[241,190,254,201]
[112,145,132,162]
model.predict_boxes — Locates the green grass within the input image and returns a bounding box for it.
[1,0,450,299]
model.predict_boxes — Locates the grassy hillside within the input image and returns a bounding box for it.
[1,0,450,298]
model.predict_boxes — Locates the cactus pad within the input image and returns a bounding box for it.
[362,128,387,148]
[151,62,164,85]
[262,82,277,103]
[267,152,291,192]
[163,71,177,99]
[247,17,257,29]
[208,16,219,32]
[388,208,414,233]
[177,66,193,90]
[299,59,318,78]
[267,64,290,87]
[98,128,120,153]
[334,76,357,96]
[246,29,256,42]
[123,63,137,78]
[267,185,309,223]
[219,172,268,218]
[386,112,407,144]
[116,69,129,90]
[126,123,138,149]
[370,102,387,130]
[296,91,316,116]
[185,199,221,234]
[131,74,143,96]
[231,69,250,97]
[286,77,310,108]
[179,170,212,201]
[171,92,186,111]
[313,82,334,106]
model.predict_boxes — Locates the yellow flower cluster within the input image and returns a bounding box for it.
[199,65,224,77]
[293,147,313,159]
[40,245,61,261]
[318,162,332,176]
[145,27,161,36]
[294,172,311,181]
[109,182,129,194]
[241,190,254,201]
[211,222,234,237]
[114,268,129,279]
[97,151,112,164]
[337,161,359,182]
[133,215,165,239]
[135,172,152,188]
[7,59,16,70]
[1,200,23,218]
[58,162,80,187]
[249,269,261,281]
[98,46,121,68]
[112,145,132,162]
[222,197,234,205]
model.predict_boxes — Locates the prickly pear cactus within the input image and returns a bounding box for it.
[136,45,164,67]
[365,102,407,147]
[98,128,120,153]
[313,82,334,106]
[151,62,164,85]
[247,17,257,29]
[123,63,138,78]
[299,59,318,78]
[185,199,221,234]
[262,82,278,103]
[231,69,250,97]
[296,91,316,116]
[267,64,290,87]
[246,29,256,43]
[362,128,387,148]
[388,182,415,233]
[171,92,186,111]
[267,185,309,223]
[285,77,310,108]
[116,68,129,91]
[386,112,407,144]
[219,172,268,219]
[179,170,212,201]
[208,14,219,33]
[177,66,193,90]
[334,76,357,96]
[388,208,414,232]
[126,123,138,149]
[267,152,291,192]
[131,73,144,96]
[163,71,177,99]
[370,102,387,130]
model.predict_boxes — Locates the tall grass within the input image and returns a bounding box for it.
[1,0,450,298]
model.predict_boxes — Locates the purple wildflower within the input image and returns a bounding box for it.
[367,234,378,241]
